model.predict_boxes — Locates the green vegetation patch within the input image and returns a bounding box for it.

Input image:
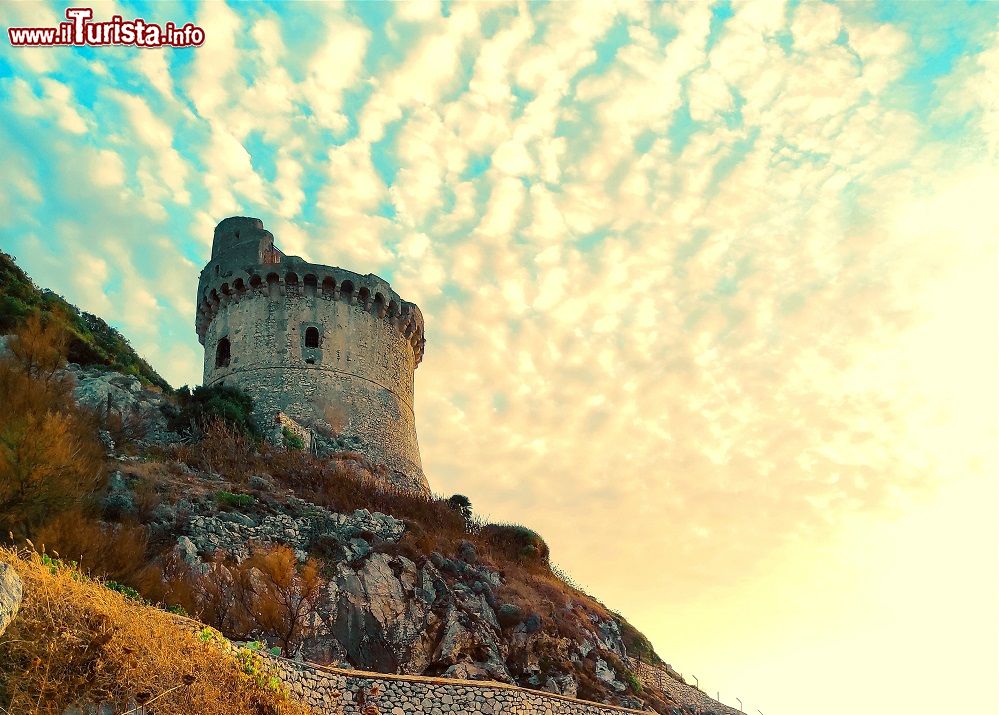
[617,617,663,665]
[0,251,170,389]
[479,523,550,563]
[215,490,254,509]
[282,426,304,450]
[170,384,262,440]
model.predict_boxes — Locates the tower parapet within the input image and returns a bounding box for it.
[195,217,427,493]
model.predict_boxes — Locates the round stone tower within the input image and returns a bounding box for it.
[195,216,428,493]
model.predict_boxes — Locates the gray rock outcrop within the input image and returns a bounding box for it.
[68,364,181,445]
[594,657,627,693]
[176,495,634,694]
[186,506,405,564]
[0,562,23,637]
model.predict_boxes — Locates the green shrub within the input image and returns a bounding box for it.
[105,580,145,602]
[479,523,550,564]
[170,384,261,440]
[446,494,473,525]
[617,616,663,664]
[0,295,31,331]
[215,490,254,509]
[282,427,304,450]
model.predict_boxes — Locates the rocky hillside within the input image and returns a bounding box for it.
[78,408,669,710]
[0,250,169,389]
[0,256,739,715]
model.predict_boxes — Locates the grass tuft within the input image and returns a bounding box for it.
[0,545,312,715]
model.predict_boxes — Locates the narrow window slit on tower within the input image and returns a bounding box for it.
[215,336,231,368]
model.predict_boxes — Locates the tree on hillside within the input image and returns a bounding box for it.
[235,545,325,657]
[446,494,473,528]
[193,559,247,637]
[0,312,104,537]
[7,311,67,382]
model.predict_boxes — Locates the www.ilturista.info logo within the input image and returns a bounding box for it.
[8,7,205,48]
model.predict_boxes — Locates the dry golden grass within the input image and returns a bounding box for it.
[0,546,313,715]
[33,509,151,584]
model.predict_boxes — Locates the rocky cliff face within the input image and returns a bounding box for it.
[167,487,646,707]
[68,363,181,447]
[57,365,731,714]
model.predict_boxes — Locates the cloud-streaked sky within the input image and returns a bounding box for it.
[1,2,996,713]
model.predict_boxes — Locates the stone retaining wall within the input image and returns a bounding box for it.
[629,659,742,715]
[269,657,652,715]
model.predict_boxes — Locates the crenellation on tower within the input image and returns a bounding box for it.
[195,216,428,493]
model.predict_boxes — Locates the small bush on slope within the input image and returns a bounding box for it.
[0,546,312,715]
[169,385,262,440]
[33,508,152,585]
[146,544,326,659]
[0,313,105,538]
[479,523,550,563]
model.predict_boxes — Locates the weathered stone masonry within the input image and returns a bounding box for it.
[269,655,739,715]
[196,217,428,493]
[268,658,659,715]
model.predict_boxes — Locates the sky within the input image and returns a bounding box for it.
[1,1,997,713]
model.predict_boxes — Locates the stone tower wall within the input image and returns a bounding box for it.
[196,217,428,493]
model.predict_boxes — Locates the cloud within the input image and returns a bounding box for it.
[203,122,268,214]
[111,90,191,205]
[790,1,843,52]
[360,4,481,142]
[0,1,62,74]
[301,17,370,133]
[185,0,245,121]
[933,29,999,159]
[5,78,88,134]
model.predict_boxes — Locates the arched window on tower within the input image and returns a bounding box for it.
[305,326,320,348]
[215,336,231,368]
